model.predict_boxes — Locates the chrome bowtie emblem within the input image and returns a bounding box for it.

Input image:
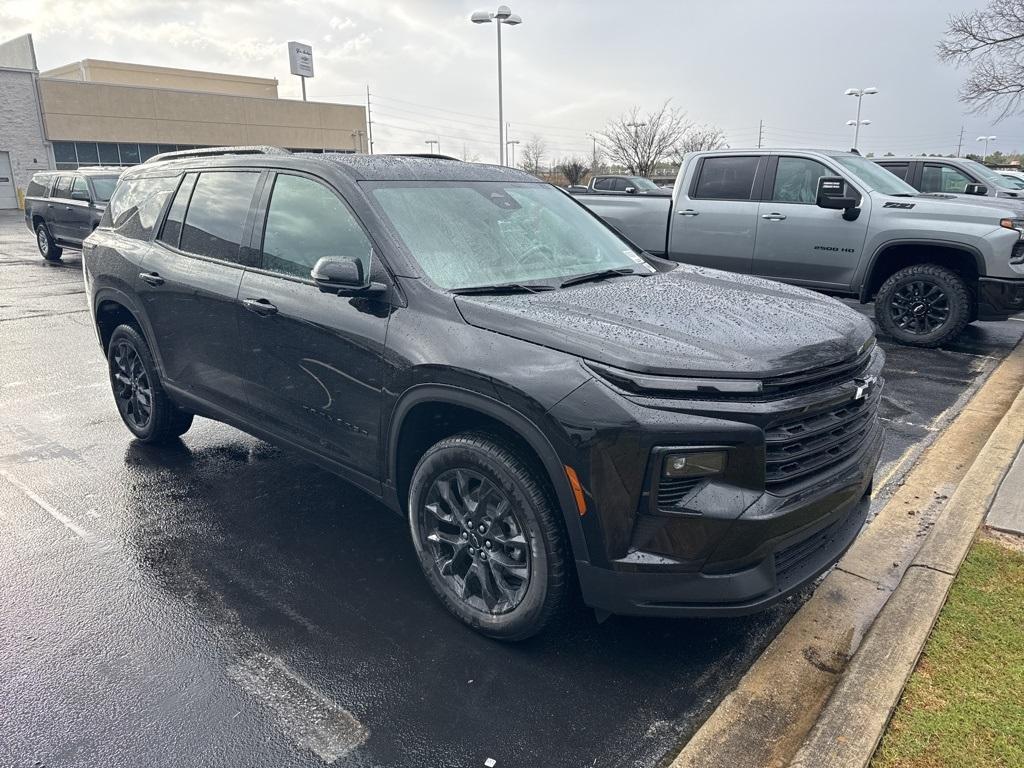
[853,375,876,401]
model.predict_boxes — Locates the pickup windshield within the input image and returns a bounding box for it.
[627,177,659,191]
[369,181,650,290]
[834,156,918,196]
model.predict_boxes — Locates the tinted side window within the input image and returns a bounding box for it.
[878,163,910,181]
[261,174,372,279]
[157,173,197,249]
[592,178,612,190]
[611,178,629,192]
[53,175,72,199]
[103,175,179,239]
[693,156,760,200]
[179,171,260,264]
[71,176,89,199]
[771,157,833,204]
[920,164,972,194]
[27,177,49,198]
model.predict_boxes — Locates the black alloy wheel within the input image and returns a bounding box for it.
[111,339,154,431]
[35,223,63,261]
[888,279,950,335]
[418,468,531,614]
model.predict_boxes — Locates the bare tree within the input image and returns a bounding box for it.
[519,134,547,175]
[673,124,728,162]
[938,0,1024,118]
[598,101,690,176]
[555,157,589,186]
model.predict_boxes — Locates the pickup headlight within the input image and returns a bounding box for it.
[999,218,1024,239]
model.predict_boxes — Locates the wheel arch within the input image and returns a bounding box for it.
[859,239,983,302]
[92,288,153,356]
[386,385,591,564]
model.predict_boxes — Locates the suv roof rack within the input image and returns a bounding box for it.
[391,153,461,161]
[144,146,291,164]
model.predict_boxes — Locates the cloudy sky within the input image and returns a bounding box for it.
[1,0,1016,161]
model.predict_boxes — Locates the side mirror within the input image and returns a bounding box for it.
[624,186,637,194]
[71,189,91,202]
[310,255,385,295]
[964,183,988,196]
[816,176,859,210]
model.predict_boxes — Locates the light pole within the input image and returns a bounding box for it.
[844,86,878,150]
[506,139,520,167]
[425,139,440,154]
[846,119,871,148]
[976,135,997,163]
[471,5,522,165]
[351,130,366,153]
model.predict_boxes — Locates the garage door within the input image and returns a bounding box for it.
[0,152,19,209]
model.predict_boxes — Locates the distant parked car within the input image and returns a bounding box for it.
[873,156,1024,200]
[23,168,120,260]
[998,170,1024,189]
[570,175,672,196]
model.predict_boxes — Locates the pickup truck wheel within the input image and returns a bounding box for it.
[875,264,970,348]
[408,432,569,641]
[35,223,63,261]
[107,324,193,443]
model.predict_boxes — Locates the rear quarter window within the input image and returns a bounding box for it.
[693,156,760,200]
[27,177,50,198]
[101,175,179,240]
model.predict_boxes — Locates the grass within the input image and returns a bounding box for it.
[871,538,1024,768]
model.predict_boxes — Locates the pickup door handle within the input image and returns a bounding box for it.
[677,209,700,216]
[761,212,787,221]
[242,297,278,316]
[138,272,164,286]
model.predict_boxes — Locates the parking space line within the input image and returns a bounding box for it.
[227,652,367,763]
[0,468,91,540]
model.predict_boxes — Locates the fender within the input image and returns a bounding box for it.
[385,383,592,565]
[91,285,168,375]
[858,238,987,302]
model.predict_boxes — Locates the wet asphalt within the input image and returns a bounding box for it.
[1,209,1022,768]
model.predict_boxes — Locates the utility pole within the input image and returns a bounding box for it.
[956,125,965,158]
[757,119,764,149]
[366,85,375,155]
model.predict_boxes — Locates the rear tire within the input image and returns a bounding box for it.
[107,324,193,443]
[35,222,62,261]
[875,264,971,348]
[408,431,569,641]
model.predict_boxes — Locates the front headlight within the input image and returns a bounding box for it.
[999,218,1024,239]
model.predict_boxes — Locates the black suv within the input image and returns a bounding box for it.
[24,168,121,260]
[84,147,885,639]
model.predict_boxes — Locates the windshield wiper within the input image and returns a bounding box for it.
[450,282,556,295]
[559,267,640,288]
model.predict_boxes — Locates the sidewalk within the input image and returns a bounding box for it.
[987,443,1024,537]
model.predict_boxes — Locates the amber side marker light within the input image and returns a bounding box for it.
[564,465,587,516]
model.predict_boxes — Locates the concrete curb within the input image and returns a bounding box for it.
[790,383,1024,768]
[668,339,1024,768]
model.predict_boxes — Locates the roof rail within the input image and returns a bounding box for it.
[144,146,291,164]
[391,153,461,161]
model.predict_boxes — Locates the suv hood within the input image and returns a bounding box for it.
[455,265,874,379]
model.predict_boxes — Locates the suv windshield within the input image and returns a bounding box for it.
[834,156,919,196]
[960,159,1017,190]
[369,181,651,290]
[89,176,120,202]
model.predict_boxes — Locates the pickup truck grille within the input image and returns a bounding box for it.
[764,388,881,489]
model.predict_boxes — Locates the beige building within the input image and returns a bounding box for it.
[0,35,368,205]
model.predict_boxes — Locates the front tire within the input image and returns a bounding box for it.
[35,222,62,261]
[408,432,569,641]
[107,324,193,443]
[875,264,971,348]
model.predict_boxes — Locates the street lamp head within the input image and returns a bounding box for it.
[861,120,872,126]
[863,87,879,95]
[471,10,492,23]
[845,88,860,96]
[503,13,522,25]
[847,120,858,125]
[977,135,997,141]
[495,4,512,18]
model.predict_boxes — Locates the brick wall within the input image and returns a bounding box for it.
[0,68,51,208]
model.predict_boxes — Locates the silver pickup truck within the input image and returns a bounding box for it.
[577,148,1024,347]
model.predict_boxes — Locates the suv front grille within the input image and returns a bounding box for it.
[764,389,880,489]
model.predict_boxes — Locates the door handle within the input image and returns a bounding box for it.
[761,212,787,221]
[138,271,164,286]
[677,209,700,216]
[242,297,278,316]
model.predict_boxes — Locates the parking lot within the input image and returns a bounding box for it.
[1,208,1022,768]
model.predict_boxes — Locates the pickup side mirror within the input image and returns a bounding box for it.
[310,255,385,295]
[964,182,988,196]
[71,189,91,202]
[624,186,637,194]
[816,176,859,209]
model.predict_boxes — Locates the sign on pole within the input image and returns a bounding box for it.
[288,41,314,78]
